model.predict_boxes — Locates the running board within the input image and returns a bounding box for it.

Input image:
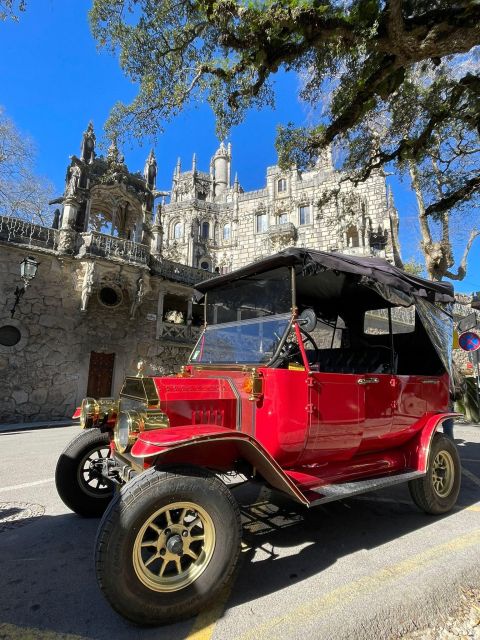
[302,471,425,507]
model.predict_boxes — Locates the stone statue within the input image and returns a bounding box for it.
[80,122,96,164]
[80,262,95,312]
[130,276,145,319]
[52,209,61,229]
[144,149,157,190]
[66,165,81,197]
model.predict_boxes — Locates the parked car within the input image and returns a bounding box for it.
[56,248,460,626]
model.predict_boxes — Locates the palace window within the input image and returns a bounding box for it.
[277,212,288,225]
[277,178,287,193]
[200,261,210,271]
[223,223,231,241]
[256,213,267,233]
[346,226,360,248]
[173,222,183,239]
[299,205,311,225]
[201,221,210,239]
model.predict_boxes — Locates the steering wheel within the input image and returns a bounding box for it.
[276,328,319,367]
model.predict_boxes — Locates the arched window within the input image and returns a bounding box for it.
[201,221,210,239]
[256,213,267,233]
[223,223,231,241]
[277,212,288,225]
[173,222,183,239]
[277,178,287,193]
[346,225,360,248]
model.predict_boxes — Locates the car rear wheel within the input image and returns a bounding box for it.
[408,432,461,515]
[95,466,242,626]
[55,429,114,517]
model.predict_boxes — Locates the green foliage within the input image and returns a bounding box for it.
[0,0,26,21]
[403,260,425,277]
[90,0,480,215]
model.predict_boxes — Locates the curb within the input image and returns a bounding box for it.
[0,420,79,434]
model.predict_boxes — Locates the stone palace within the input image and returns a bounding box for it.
[0,123,400,422]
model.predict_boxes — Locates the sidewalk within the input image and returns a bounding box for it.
[0,418,79,433]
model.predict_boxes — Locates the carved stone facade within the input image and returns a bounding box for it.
[159,144,398,274]
[0,124,209,422]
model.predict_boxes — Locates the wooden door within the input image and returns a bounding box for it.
[86,351,115,398]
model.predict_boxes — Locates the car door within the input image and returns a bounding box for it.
[303,371,364,464]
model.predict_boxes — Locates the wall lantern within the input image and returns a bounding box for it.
[10,255,39,318]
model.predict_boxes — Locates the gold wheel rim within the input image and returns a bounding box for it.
[432,450,455,498]
[133,501,215,592]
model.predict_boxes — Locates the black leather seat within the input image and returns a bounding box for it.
[307,348,392,374]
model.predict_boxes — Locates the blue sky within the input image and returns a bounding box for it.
[1,0,478,293]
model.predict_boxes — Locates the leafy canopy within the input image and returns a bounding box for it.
[90,0,480,214]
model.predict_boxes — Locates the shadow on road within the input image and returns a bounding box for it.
[0,439,478,639]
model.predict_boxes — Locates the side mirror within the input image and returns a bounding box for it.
[298,308,317,333]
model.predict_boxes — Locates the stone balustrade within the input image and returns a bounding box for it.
[0,215,59,251]
[151,257,213,286]
[160,322,203,342]
[78,231,150,265]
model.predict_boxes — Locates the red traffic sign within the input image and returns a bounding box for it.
[459,331,480,352]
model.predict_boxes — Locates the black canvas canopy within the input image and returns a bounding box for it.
[195,248,454,305]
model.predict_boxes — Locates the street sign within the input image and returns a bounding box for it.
[457,312,478,333]
[459,331,480,352]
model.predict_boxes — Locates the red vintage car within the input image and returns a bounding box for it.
[56,248,460,626]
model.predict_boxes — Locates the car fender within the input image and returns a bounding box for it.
[404,412,460,473]
[131,425,309,505]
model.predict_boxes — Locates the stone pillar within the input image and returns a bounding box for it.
[151,222,163,257]
[58,196,79,253]
[156,290,166,339]
[187,299,193,325]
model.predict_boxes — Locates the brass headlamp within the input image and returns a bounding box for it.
[80,397,118,429]
[114,408,170,453]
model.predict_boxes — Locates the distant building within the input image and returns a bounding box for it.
[160,142,399,273]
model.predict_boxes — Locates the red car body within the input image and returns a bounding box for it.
[85,248,457,506]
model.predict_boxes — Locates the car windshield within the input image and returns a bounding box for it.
[190,314,291,365]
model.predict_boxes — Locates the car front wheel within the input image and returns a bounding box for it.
[408,432,461,515]
[55,429,114,517]
[95,466,242,626]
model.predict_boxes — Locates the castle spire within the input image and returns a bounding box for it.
[192,153,197,173]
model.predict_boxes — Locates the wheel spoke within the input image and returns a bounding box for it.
[184,548,199,561]
[188,516,201,530]
[174,557,182,574]
[144,553,160,568]
[141,540,157,548]
[148,522,163,536]
[158,559,169,577]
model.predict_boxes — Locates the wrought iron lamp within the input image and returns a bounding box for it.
[10,255,39,318]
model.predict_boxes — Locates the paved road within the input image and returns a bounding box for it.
[0,424,479,640]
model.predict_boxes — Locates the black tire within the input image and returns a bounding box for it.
[55,429,114,517]
[95,466,242,626]
[408,432,461,515]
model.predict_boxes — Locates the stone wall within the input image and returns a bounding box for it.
[0,244,196,422]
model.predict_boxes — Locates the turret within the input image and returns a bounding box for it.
[212,141,231,199]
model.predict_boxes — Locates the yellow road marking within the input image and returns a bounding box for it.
[0,622,85,639]
[462,468,480,488]
[186,587,232,640]
[238,528,480,640]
